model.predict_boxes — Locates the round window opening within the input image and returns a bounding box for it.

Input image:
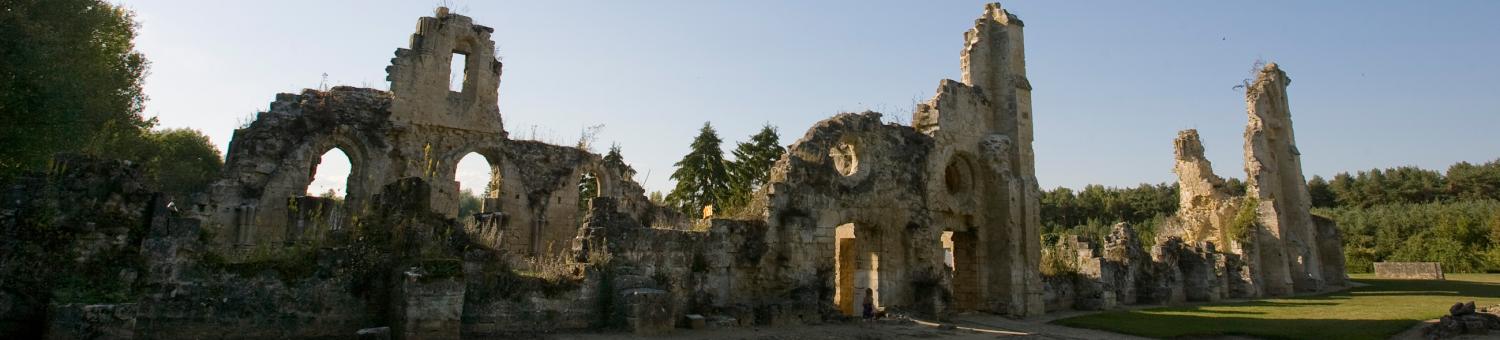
[830,138,860,177]
[945,157,972,194]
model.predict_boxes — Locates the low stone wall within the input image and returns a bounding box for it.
[1374,262,1444,280]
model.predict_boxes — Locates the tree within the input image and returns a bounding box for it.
[140,128,223,197]
[1307,175,1336,208]
[648,191,666,205]
[458,189,482,218]
[725,124,784,208]
[0,0,151,179]
[666,122,732,217]
[1222,177,1247,197]
[1446,160,1500,201]
[602,143,634,177]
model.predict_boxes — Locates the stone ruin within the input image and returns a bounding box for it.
[0,3,1351,339]
[1043,63,1349,311]
[1425,301,1500,338]
[0,4,1053,338]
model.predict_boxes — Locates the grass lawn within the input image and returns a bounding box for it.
[1051,273,1500,340]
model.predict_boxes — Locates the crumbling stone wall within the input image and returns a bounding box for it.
[1048,64,1349,312]
[201,10,652,262]
[0,155,159,337]
[9,3,1348,337]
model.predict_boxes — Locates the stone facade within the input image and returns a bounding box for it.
[5,3,1361,339]
[199,9,655,259]
[27,4,1047,338]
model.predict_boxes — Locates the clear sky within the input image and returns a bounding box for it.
[120,1,1500,196]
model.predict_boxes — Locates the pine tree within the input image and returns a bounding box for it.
[603,143,634,177]
[726,124,784,208]
[1307,175,1336,208]
[666,122,732,216]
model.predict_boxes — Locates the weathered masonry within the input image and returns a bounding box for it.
[2,3,1349,339]
[202,8,656,258]
[159,3,1044,337]
[1040,64,1348,312]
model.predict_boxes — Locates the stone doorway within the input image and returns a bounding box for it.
[943,230,980,311]
[834,223,879,316]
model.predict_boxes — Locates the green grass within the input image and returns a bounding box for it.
[1051,274,1500,339]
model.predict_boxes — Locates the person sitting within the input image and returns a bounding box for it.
[862,288,876,320]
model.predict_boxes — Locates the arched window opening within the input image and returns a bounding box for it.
[944,156,973,195]
[307,148,351,198]
[456,152,500,217]
[293,148,351,241]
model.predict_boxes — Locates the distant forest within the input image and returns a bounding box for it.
[1041,159,1500,273]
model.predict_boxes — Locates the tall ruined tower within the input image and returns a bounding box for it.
[1243,63,1323,294]
[964,3,1043,317]
[910,3,1043,317]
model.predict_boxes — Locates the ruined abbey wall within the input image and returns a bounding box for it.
[1041,64,1348,312]
[3,3,1353,338]
[200,10,651,259]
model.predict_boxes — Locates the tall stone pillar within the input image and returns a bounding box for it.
[1243,63,1322,294]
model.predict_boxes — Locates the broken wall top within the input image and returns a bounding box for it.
[386,8,506,135]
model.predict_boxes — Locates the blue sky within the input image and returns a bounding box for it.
[121,1,1500,195]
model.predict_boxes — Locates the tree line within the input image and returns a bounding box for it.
[1040,182,1183,246]
[1,0,222,198]
[1311,159,1500,273]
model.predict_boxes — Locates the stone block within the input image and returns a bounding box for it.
[684,314,706,329]
[619,288,671,335]
[1374,262,1444,280]
[357,327,391,340]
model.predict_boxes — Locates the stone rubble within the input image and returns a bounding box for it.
[1425,302,1500,338]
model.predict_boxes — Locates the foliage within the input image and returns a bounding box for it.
[1040,183,1177,246]
[648,191,666,205]
[1318,199,1500,273]
[1053,273,1500,340]
[457,188,483,218]
[1307,175,1336,208]
[665,122,733,217]
[602,143,634,177]
[0,0,151,179]
[1225,197,1259,243]
[1325,160,1500,208]
[138,128,223,197]
[578,172,597,217]
[0,1,227,197]
[724,124,784,209]
[1040,238,1078,277]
